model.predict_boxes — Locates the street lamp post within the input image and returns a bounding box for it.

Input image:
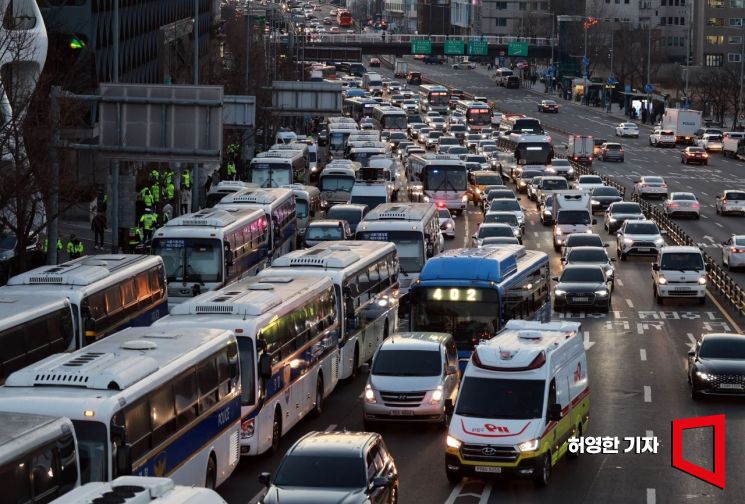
[582,17,598,106]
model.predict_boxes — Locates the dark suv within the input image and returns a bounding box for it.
[260,431,399,504]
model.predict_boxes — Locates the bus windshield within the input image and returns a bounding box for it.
[319,174,355,192]
[356,230,425,272]
[329,131,352,151]
[383,115,408,130]
[72,420,108,484]
[296,199,309,219]
[411,287,499,347]
[516,143,553,165]
[423,166,467,192]
[249,163,291,187]
[152,238,223,283]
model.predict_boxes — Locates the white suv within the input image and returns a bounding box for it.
[363,332,460,429]
[649,129,676,147]
[652,246,707,305]
[616,219,665,260]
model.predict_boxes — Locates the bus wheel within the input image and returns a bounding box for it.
[205,454,217,489]
[349,346,360,381]
[271,410,282,453]
[312,377,324,417]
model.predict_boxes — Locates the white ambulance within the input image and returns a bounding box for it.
[444,320,589,487]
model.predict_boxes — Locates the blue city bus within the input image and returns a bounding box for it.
[409,245,551,367]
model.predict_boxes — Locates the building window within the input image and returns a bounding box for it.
[705,53,724,66]
[518,2,526,10]
[706,35,725,44]
[660,17,667,25]
[707,18,724,26]
[728,53,742,63]
[730,18,743,27]
[729,35,742,44]
[625,0,629,3]
[661,0,666,4]
[708,0,724,6]
[495,1,507,8]
[731,0,744,7]
[495,18,507,27]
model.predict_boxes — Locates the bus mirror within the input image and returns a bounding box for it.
[84,317,97,341]
[345,297,356,319]
[548,403,562,422]
[259,353,273,379]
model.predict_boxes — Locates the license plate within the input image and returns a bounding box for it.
[572,297,589,302]
[719,384,743,390]
[475,466,502,473]
[390,410,415,416]
[673,288,692,292]
[637,248,650,252]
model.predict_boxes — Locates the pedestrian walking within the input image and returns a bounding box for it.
[162,202,173,224]
[180,186,191,215]
[67,234,83,259]
[91,212,107,250]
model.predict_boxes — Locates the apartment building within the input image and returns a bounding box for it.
[693,0,745,68]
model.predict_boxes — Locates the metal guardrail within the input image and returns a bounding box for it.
[631,193,745,318]
[272,34,557,47]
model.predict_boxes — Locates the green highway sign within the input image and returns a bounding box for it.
[411,39,432,55]
[508,41,528,57]
[468,40,488,56]
[444,39,465,55]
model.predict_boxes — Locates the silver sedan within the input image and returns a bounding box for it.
[722,234,745,270]
[663,192,701,219]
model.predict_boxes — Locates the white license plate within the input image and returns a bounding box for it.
[390,410,415,416]
[673,288,692,292]
[572,297,589,302]
[719,384,743,390]
[637,248,650,252]
[475,466,502,473]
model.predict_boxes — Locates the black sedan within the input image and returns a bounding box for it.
[591,186,623,213]
[681,146,709,165]
[688,333,745,400]
[553,265,612,312]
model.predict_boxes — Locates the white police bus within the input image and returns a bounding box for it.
[249,150,305,187]
[151,207,269,303]
[0,326,242,488]
[0,294,75,384]
[216,187,298,259]
[0,412,80,502]
[260,241,399,380]
[1,255,167,347]
[355,203,443,295]
[51,476,227,504]
[154,275,340,456]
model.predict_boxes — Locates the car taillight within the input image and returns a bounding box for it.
[732,247,745,253]
[619,149,624,152]
[669,203,678,208]
[661,184,667,188]
[692,203,700,208]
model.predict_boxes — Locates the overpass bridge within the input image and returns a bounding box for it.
[272,34,556,61]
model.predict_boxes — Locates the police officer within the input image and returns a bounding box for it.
[164,167,174,185]
[140,186,154,208]
[150,169,160,185]
[226,160,237,180]
[128,226,144,253]
[162,202,173,224]
[151,182,161,206]
[140,208,158,242]
[164,180,175,202]
[67,234,83,259]
[181,170,192,190]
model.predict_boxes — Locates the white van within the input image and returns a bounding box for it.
[445,320,588,487]
[652,245,708,304]
[350,179,392,210]
[275,129,298,145]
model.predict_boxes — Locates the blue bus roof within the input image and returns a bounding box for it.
[418,245,542,284]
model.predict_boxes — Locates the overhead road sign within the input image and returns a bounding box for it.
[411,40,432,55]
[468,40,488,56]
[507,41,528,57]
[444,39,464,55]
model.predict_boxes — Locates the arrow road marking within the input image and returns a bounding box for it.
[584,330,595,350]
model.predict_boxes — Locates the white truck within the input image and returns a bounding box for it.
[722,131,745,158]
[661,108,702,144]
[363,72,384,95]
[565,135,593,165]
[394,60,408,78]
[552,190,594,251]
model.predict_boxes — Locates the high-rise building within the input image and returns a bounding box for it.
[384,0,418,32]
[466,0,552,36]
[692,0,745,69]
[39,0,216,86]
[417,0,451,34]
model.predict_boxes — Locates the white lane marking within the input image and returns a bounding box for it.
[647,485,657,501]
[640,349,647,361]
[686,333,697,346]
[584,331,595,350]
[701,214,708,219]
[325,424,337,432]
[715,222,724,227]
[534,231,539,237]
[644,386,652,403]
[479,482,493,504]
[701,192,709,196]
[248,490,267,504]
[625,298,634,308]
[616,278,624,287]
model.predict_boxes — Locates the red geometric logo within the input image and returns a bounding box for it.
[671,414,726,489]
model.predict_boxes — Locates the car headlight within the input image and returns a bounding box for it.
[461,195,468,202]
[594,289,609,297]
[364,384,376,403]
[430,386,444,404]
[609,217,617,222]
[513,228,520,236]
[657,277,667,285]
[554,289,567,296]
[446,435,462,449]
[543,209,551,215]
[446,222,453,229]
[423,196,430,202]
[695,371,713,381]
[517,438,540,453]
[624,238,634,245]
[698,276,707,285]
[475,188,481,195]
[555,228,563,235]
[654,238,665,246]
[591,200,600,205]
[567,167,575,173]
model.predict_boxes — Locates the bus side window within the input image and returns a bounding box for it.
[368,263,381,294]
[388,253,399,284]
[123,399,151,461]
[357,271,370,304]
[29,447,56,500]
[174,370,198,428]
[197,357,220,412]
[378,259,390,289]
[150,384,176,446]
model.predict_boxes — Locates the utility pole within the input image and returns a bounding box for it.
[738,22,745,128]
[646,19,652,120]
[684,2,691,104]
[47,88,61,265]
[194,0,199,85]
[111,0,120,253]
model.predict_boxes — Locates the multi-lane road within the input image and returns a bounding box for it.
[215,50,745,504]
[218,194,745,504]
[378,58,745,288]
